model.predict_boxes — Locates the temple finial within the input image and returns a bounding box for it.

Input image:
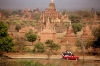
[51,0,54,3]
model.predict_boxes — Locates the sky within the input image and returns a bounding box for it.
[0,0,100,11]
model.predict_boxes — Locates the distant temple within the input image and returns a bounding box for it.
[33,6,40,13]
[93,11,98,21]
[19,26,37,38]
[39,0,62,24]
[22,7,32,21]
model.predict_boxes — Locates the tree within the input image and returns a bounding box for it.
[75,38,93,52]
[62,10,66,15]
[15,24,21,32]
[33,42,45,53]
[92,27,100,39]
[75,39,83,50]
[63,22,70,29]
[72,23,82,34]
[26,33,37,45]
[92,27,100,55]
[13,38,26,52]
[45,40,61,59]
[28,34,37,45]
[0,21,14,55]
[69,13,81,23]
[75,39,85,64]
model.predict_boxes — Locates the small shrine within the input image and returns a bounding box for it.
[81,24,94,39]
[19,26,37,38]
[62,22,77,44]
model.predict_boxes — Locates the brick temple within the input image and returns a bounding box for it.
[39,0,62,24]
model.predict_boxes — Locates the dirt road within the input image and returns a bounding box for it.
[4,53,100,60]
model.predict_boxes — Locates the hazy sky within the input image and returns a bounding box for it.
[0,0,100,10]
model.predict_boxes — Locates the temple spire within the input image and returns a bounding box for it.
[51,0,54,3]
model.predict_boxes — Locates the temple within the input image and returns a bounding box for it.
[40,17,56,42]
[81,24,94,39]
[39,0,62,24]
[19,26,37,38]
[33,6,40,13]
[22,7,32,21]
[62,22,77,44]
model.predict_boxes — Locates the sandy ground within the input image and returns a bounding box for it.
[4,53,100,60]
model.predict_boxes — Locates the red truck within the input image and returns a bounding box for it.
[62,52,79,60]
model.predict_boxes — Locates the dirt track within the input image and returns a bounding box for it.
[4,53,100,60]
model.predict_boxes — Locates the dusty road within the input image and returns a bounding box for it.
[4,53,100,60]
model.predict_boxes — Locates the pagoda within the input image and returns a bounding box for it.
[62,12,71,23]
[33,6,40,13]
[81,24,94,39]
[93,11,98,21]
[19,26,37,38]
[22,7,32,21]
[40,17,56,42]
[40,0,62,23]
[62,22,77,44]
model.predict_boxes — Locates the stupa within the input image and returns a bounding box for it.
[40,17,56,42]
[62,22,77,44]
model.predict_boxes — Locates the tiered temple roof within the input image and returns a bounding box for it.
[40,0,62,23]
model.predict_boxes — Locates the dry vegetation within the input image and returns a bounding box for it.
[0,58,100,66]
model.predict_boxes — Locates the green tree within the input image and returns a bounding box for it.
[63,22,70,29]
[15,24,21,32]
[72,23,82,34]
[92,27,100,39]
[26,33,37,45]
[45,40,61,59]
[33,42,45,53]
[25,29,33,38]
[30,21,36,27]
[0,21,14,55]
[62,10,66,15]
[75,39,83,50]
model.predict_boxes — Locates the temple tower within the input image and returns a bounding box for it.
[22,7,32,21]
[62,22,77,44]
[81,24,94,39]
[40,17,56,42]
[93,11,98,20]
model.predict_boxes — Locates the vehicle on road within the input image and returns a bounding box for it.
[62,51,79,60]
